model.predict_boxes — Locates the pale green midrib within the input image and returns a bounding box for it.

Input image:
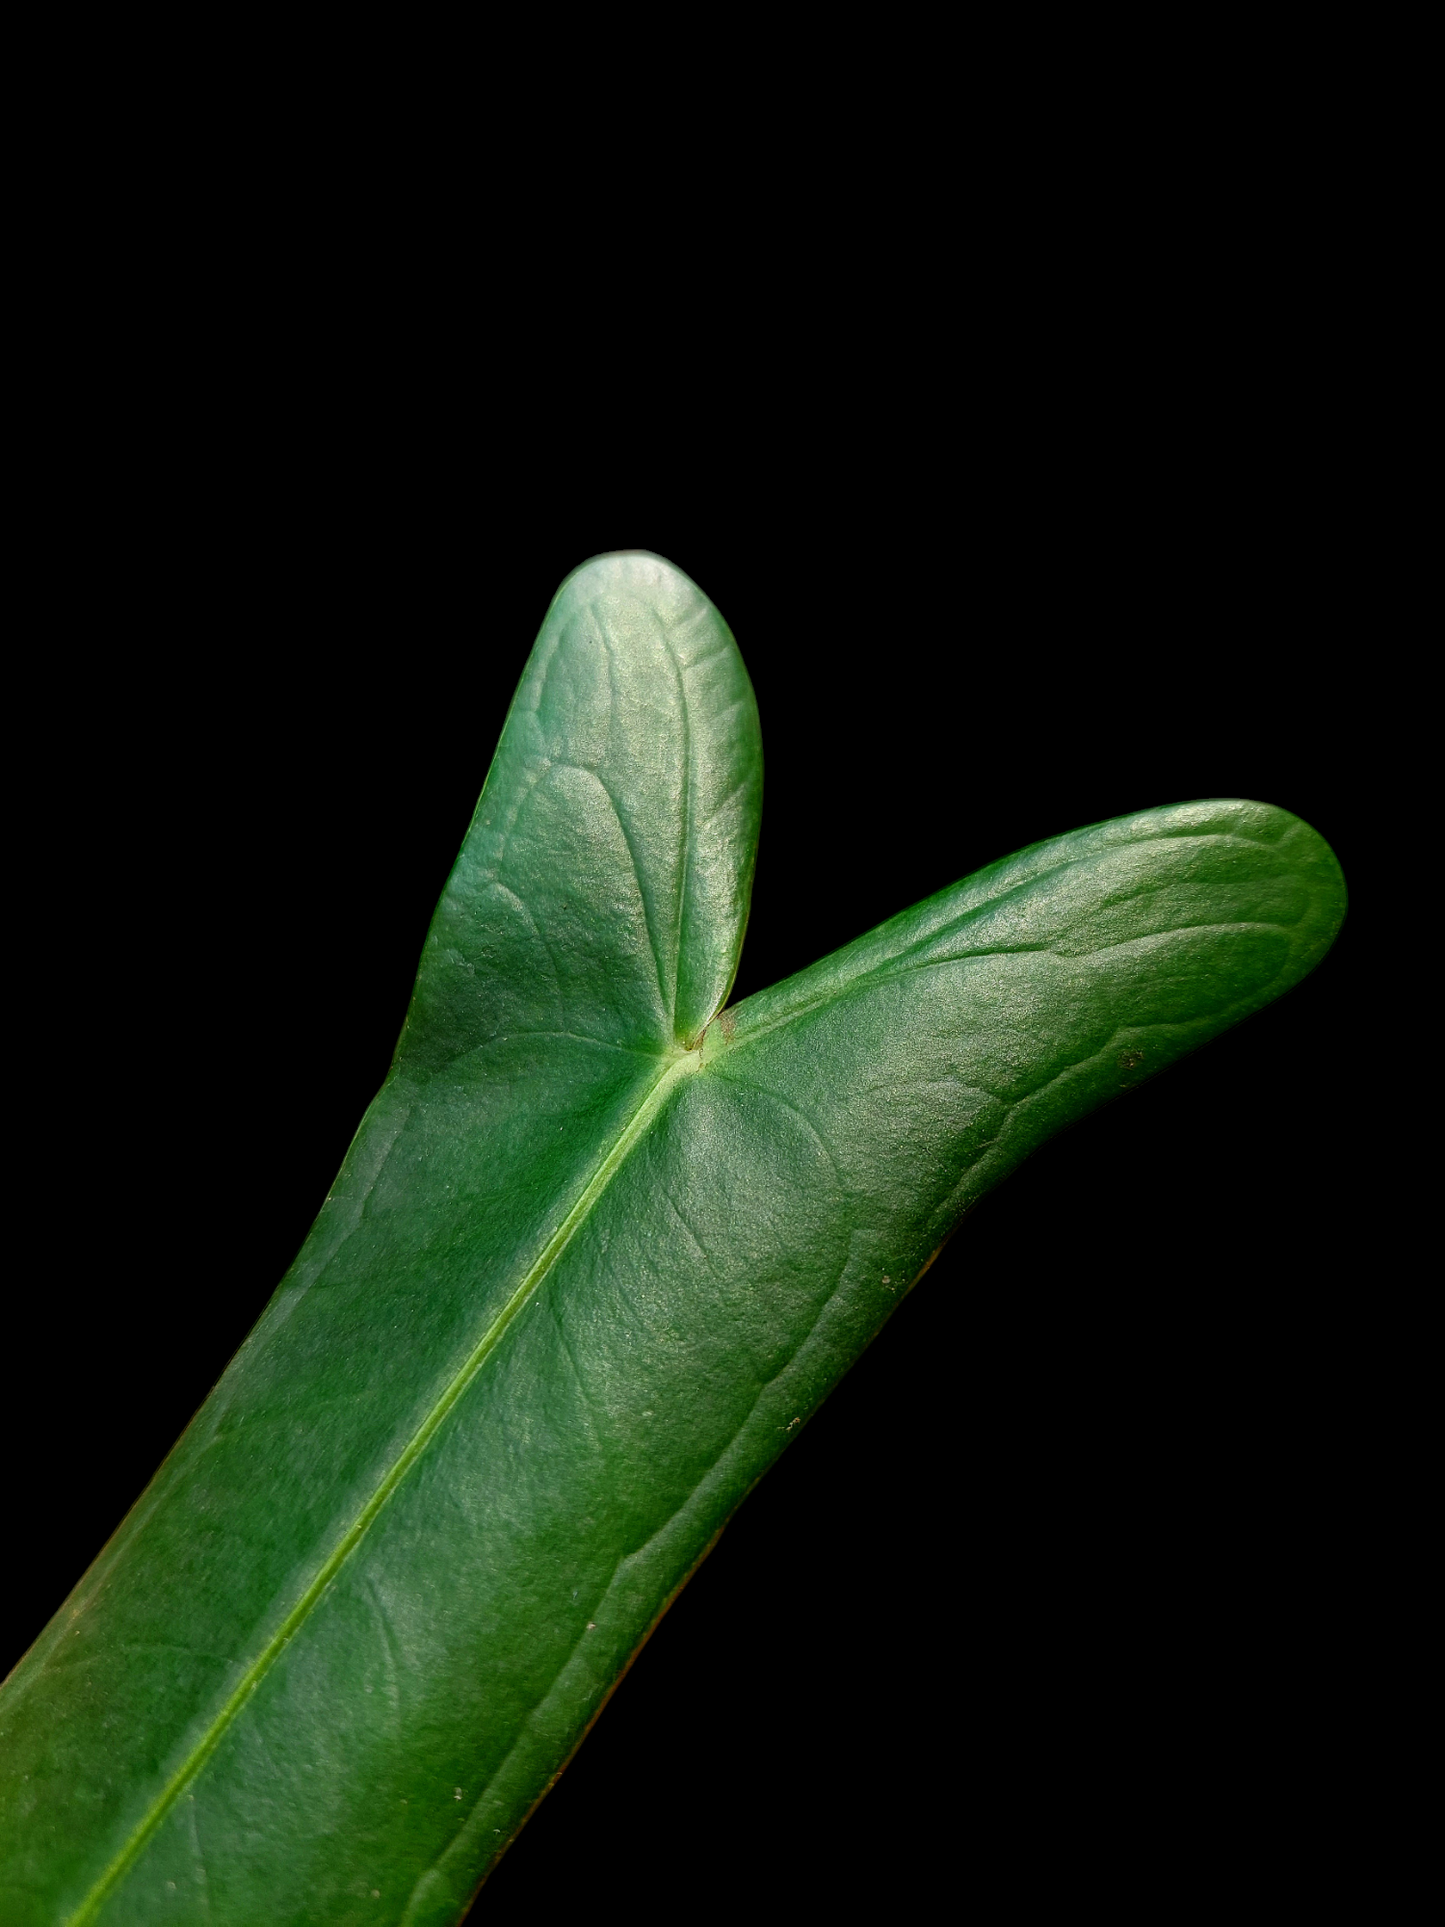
[716,828,1307,1056]
[69,1047,700,1927]
[714,915,1307,1060]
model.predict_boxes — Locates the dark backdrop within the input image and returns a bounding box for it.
[7,422,1374,1914]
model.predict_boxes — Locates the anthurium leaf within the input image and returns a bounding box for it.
[0,554,1345,1926]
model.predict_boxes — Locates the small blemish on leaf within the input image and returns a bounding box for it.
[1118,1049,1145,1069]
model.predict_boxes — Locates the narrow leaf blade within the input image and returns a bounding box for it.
[0,560,1343,1926]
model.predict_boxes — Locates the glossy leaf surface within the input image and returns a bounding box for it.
[0,554,1345,1925]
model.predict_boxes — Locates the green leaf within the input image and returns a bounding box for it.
[0,553,1345,1926]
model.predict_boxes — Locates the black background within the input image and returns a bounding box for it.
[6,302,1384,1912]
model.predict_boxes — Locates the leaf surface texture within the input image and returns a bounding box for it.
[0,554,1345,1925]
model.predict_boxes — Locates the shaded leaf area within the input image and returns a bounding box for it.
[0,556,1343,1926]
[477,997,1358,1919]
